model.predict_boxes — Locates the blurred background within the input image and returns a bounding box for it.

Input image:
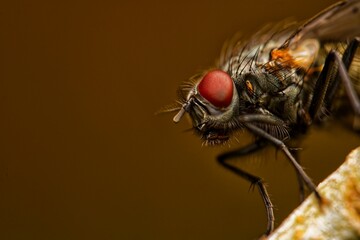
[1,0,359,239]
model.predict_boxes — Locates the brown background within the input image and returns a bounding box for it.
[1,0,359,239]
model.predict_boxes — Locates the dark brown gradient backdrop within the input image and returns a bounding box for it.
[1,0,359,239]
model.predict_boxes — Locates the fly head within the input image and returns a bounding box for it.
[173,69,241,145]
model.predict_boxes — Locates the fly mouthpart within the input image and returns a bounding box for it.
[202,130,230,146]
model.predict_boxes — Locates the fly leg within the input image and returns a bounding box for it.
[309,38,360,129]
[291,149,305,202]
[244,123,322,203]
[217,140,275,236]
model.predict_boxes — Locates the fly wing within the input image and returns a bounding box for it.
[284,0,360,47]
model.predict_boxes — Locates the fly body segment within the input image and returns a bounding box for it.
[168,0,360,236]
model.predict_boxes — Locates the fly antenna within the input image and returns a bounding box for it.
[173,98,193,123]
[173,107,186,123]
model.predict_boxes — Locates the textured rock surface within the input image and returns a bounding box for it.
[267,147,360,240]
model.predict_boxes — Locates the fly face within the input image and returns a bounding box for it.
[174,69,240,145]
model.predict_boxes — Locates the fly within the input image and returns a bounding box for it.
[166,0,360,236]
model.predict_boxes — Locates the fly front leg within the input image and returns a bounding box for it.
[244,123,322,203]
[217,140,274,236]
[290,149,305,203]
[309,38,360,129]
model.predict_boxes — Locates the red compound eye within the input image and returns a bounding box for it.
[197,70,233,108]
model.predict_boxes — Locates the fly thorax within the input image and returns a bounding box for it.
[234,73,284,109]
[267,84,302,124]
[234,72,302,124]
